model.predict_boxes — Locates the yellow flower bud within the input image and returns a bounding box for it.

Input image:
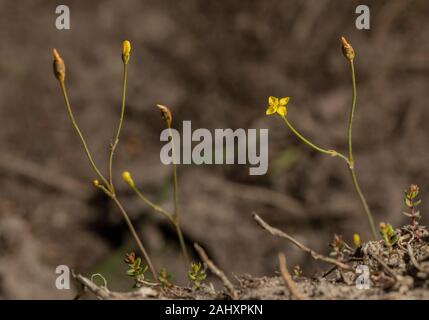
[157,104,172,128]
[353,233,361,248]
[92,179,100,187]
[341,36,355,61]
[122,40,131,64]
[122,171,135,187]
[52,48,66,82]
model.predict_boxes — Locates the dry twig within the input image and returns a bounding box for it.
[73,273,158,300]
[253,213,352,270]
[278,253,306,300]
[194,243,238,299]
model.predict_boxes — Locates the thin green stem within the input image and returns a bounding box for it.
[131,185,175,224]
[108,62,128,194]
[281,116,350,165]
[169,127,179,219]
[175,223,190,268]
[58,77,156,280]
[347,61,356,165]
[59,81,109,187]
[347,60,377,239]
[168,126,190,267]
[131,183,190,269]
[111,195,157,280]
[349,168,377,238]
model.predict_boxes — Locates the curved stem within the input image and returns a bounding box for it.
[108,62,128,193]
[281,116,350,165]
[131,185,175,224]
[59,81,109,187]
[347,60,377,239]
[111,196,157,280]
[131,179,190,269]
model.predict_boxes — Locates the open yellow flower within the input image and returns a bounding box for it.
[265,96,290,117]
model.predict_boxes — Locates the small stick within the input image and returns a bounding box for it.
[73,273,158,300]
[194,243,238,299]
[366,250,398,281]
[253,213,352,270]
[278,253,306,300]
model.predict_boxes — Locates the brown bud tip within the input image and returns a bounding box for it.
[341,36,355,61]
[157,104,172,128]
[410,184,419,193]
[52,48,66,82]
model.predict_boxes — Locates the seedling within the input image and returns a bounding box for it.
[293,265,303,277]
[188,262,207,288]
[265,37,377,239]
[403,184,422,230]
[124,252,148,283]
[379,222,398,249]
[158,268,173,288]
[329,234,347,260]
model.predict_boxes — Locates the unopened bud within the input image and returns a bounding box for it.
[353,233,361,248]
[122,40,131,64]
[122,171,135,188]
[157,104,172,128]
[93,179,100,187]
[52,48,66,82]
[341,36,355,61]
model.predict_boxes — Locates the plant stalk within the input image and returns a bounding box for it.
[58,79,157,279]
[108,62,128,194]
[281,116,350,165]
[111,195,157,280]
[59,81,109,187]
[347,60,377,239]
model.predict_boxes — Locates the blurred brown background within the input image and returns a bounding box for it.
[0,0,428,298]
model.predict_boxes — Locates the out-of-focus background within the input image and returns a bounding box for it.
[0,0,428,298]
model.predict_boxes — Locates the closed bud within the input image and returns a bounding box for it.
[353,233,361,248]
[157,104,172,128]
[341,36,355,61]
[92,179,100,187]
[52,48,66,82]
[122,171,135,188]
[122,40,131,64]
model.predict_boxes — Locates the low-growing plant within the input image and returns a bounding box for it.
[403,184,422,230]
[379,222,398,249]
[158,268,173,288]
[53,41,189,282]
[265,37,377,239]
[188,262,207,288]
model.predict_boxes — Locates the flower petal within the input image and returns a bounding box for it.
[276,106,287,117]
[268,96,279,107]
[279,97,290,106]
[265,105,277,115]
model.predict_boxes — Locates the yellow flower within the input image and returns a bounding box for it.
[265,96,290,117]
[122,40,131,64]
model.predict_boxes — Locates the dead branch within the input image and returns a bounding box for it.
[278,253,307,300]
[253,213,352,270]
[194,243,238,299]
[73,273,159,300]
